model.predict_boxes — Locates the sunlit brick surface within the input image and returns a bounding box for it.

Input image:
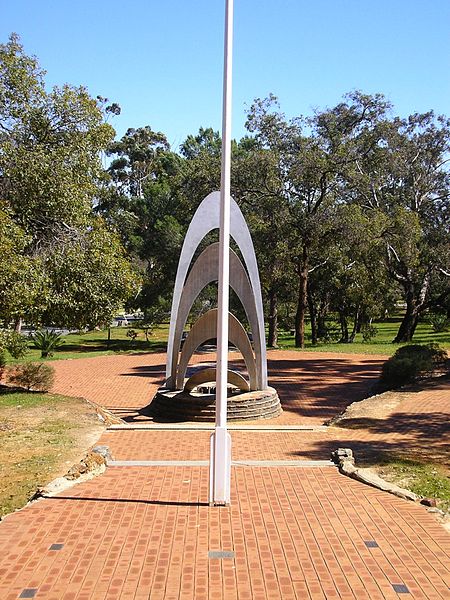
[1,467,449,599]
[2,352,448,599]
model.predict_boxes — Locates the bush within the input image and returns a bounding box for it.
[126,329,138,341]
[6,331,30,358]
[0,330,29,359]
[380,343,448,389]
[32,330,64,358]
[428,313,449,333]
[8,362,55,392]
[361,323,378,342]
[317,324,341,343]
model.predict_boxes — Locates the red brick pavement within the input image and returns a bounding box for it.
[1,466,449,600]
[1,351,449,599]
[51,350,386,425]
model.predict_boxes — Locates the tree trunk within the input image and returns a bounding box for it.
[14,317,23,333]
[295,247,308,348]
[338,309,349,343]
[348,306,360,343]
[308,296,318,345]
[393,273,430,343]
[317,295,330,339]
[267,288,278,348]
[393,306,420,343]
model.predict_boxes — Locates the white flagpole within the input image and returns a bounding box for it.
[209,0,233,506]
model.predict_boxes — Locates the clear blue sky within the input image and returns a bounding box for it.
[1,1,449,149]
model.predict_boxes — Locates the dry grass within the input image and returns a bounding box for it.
[0,389,105,518]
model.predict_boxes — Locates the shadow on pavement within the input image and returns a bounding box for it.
[45,496,209,507]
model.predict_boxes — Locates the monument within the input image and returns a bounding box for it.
[149,0,280,505]
[150,191,281,421]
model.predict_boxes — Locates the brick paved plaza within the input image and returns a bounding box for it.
[0,351,449,599]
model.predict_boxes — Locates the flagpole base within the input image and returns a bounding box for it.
[209,427,232,506]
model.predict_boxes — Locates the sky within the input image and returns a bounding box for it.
[1,0,449,150]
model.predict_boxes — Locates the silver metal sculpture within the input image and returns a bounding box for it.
[174,309,258,391]
[166,242,263,389]
[183,367,250,393]
[165,191,268,391]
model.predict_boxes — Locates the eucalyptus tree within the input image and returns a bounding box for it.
[347,111,450,341]
[104,125,186,310]
[232,135,294,346]
[312,204,393,343]
[245,92,391,347]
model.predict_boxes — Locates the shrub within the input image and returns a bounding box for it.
[317,324,341,343]
[380,343,448,389]
[394,343,447,369]
[428,313,449,333]
[0,329,29,359]
[32,330,64,358]
[361,323,378,342]
[5,331,30,358]
[126,329,138,341]
[8,362,55,392]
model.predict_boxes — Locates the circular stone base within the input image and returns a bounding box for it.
[149,386,282,422]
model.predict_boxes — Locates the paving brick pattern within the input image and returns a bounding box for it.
[51,350,386,425]
[1,351,449,599]
[1,467,449,600]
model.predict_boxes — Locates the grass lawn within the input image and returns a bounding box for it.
[275,318,450,355]
[0,390,104,518]
[5,317,449,364]
[7,324,170,363]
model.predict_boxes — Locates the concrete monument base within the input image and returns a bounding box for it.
[149,386,281,422]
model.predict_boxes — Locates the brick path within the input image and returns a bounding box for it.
[51,350,386,425]
[1,350,449,599]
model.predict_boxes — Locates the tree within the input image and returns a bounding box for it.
[347,111,450,341]
[0,34,138,328]
[107,126,169,198]
[232,136,293,347]
[40,220,139,329]
[0,205,46,325]
[245,92,391,347]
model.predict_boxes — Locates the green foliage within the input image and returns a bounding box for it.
[380,343,448,388]
[8,362,55,391]
[3,331,29,359]
[361,324,378,342]
[39,220,140,329]
[317,323,341,344]
[0,34,136,329]
[428,313,449,333]
[32,330,64,358]
[136,301,170,342]
[0,206,47,324]
[0,329,30,359]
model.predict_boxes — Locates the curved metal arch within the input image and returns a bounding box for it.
[184,368,250,393]
[166,191,267,388]
[175,309,257,391]
[168,242,263,389]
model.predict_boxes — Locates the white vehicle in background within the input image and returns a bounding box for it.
[111,312,144,327]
